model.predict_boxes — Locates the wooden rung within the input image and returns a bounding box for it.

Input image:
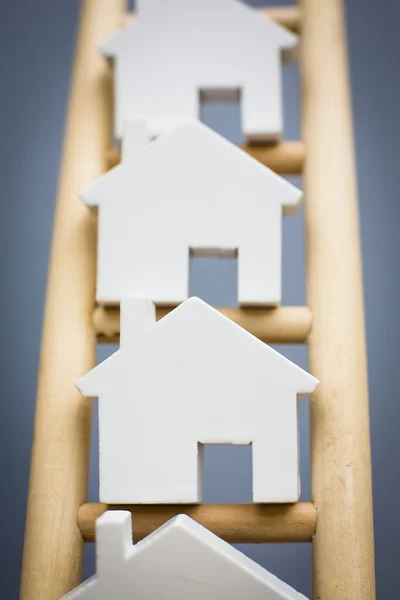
[107,140,305,175]
[78,502,316,544]
[122,7,301,33]
[259,6,301,32]
[94,305,312,345]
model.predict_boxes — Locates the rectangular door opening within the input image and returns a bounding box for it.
[201,443,253,504]
[199,87,244,145]
[189,248,238,307]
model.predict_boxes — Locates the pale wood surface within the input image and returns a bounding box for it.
[94,305,312,344]
[107,140,305,175]
[260,6,301,32]
[78,502,317,544]
[300,0,376,598]
[19,2,125,598]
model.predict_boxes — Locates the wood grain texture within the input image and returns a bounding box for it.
[94,305,312,344]
[78,502,317,544]
[300,0,376,598]
[107,140,305,175]
[19,2,125,598]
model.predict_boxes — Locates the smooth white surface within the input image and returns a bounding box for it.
[81,120,302,306]
[62,511,309,599]
[101,0,298,141]
[77,297,319,504]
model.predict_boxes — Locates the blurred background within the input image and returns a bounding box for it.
[0,0,398,598]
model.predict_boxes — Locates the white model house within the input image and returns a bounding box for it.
[101,0,298,141]
[81,120,302,306]
[62,511,308,599]
[76,297,318,504]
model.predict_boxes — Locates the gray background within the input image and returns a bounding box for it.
[0,1,398,598]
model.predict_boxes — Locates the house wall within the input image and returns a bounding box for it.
[0,0,398,598]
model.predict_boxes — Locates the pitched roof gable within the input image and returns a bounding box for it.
[131,120,303,213]
[132,513,308,598]
[80,119,152,208]
[100,20,136,58]
[214,0,298,50]
[153,298,318,395]
[80,120,302,212]
[80,163,123,207]
[76,349,120,398]
[101,0,297,59]
[63,511,308,598]
[76,298,318,398]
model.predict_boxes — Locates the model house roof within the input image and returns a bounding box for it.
[81,120,303,216]
[101,0,298,59]
[76,297,318,398]
[62,510,308,599]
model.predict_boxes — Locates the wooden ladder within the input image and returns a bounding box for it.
[19,2,376,599]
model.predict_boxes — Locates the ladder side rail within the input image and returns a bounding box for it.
[20,2,125,598]
[300,1,376,598]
